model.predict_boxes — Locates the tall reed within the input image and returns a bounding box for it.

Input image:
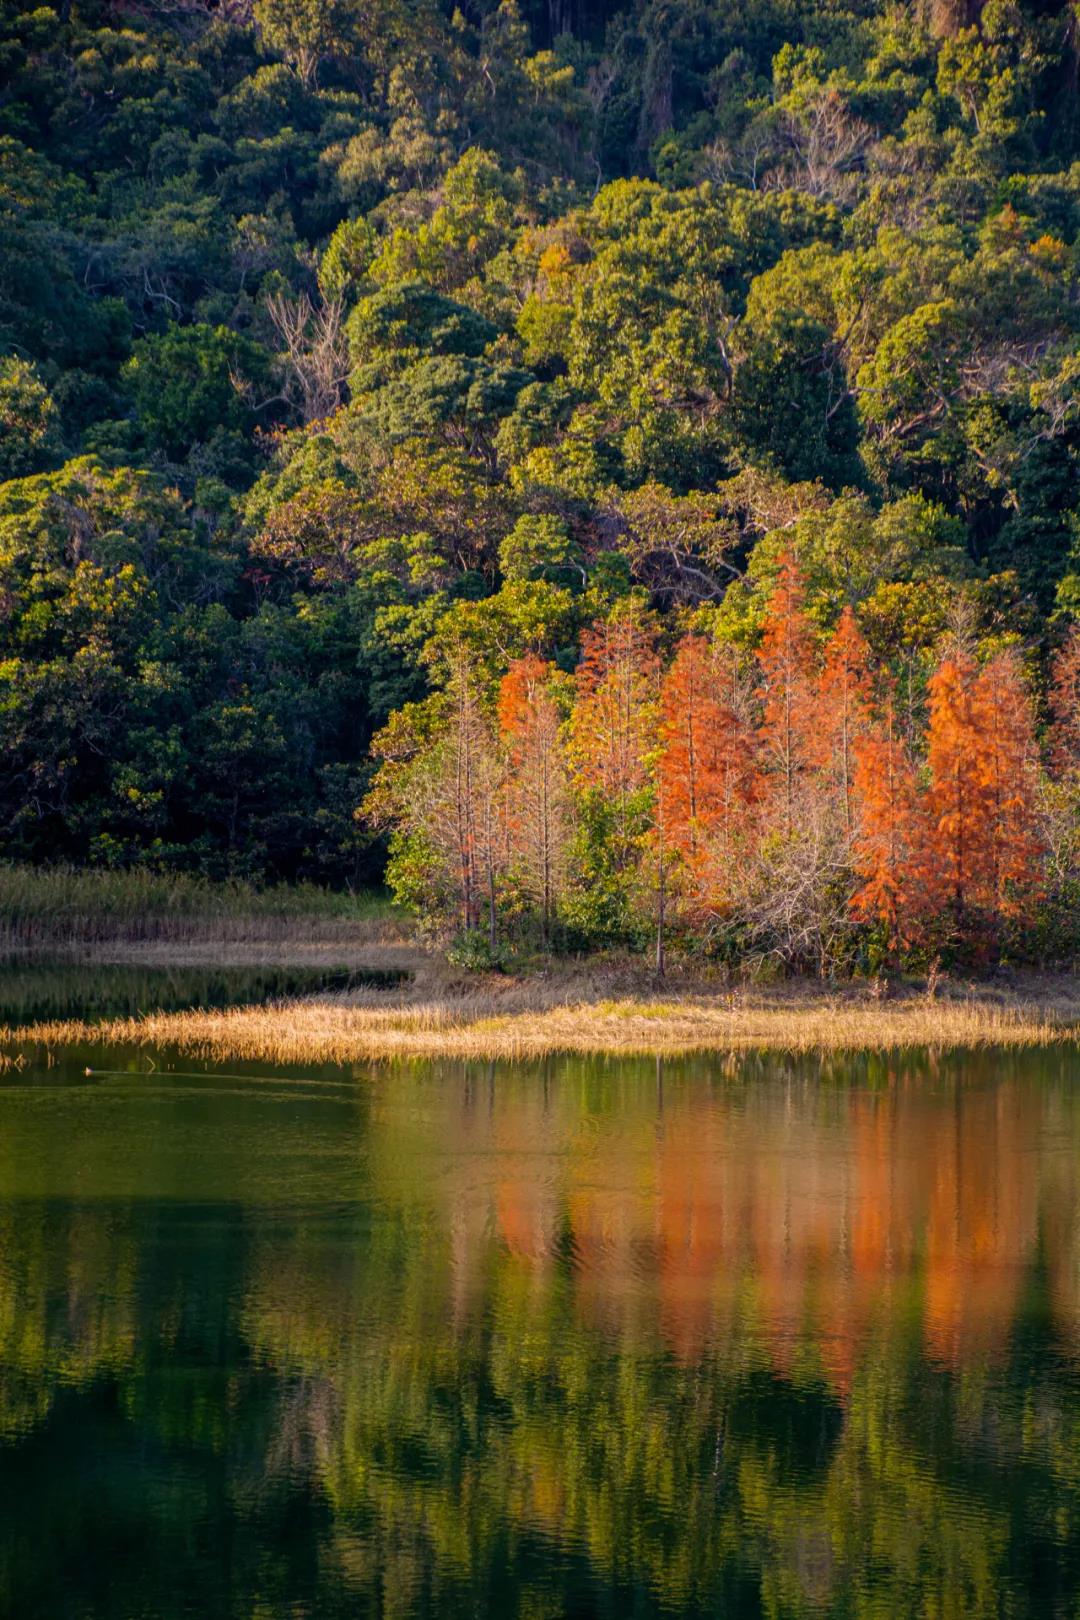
[0,864,398,947]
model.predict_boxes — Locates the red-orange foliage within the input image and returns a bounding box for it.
[756,552,818,830]
[372,548,1059,959]
[568,606,659,811]
[498,653,555,751]
[922,646,1043,937]
[974,649,1043,914]
[658,635,752,855]
[851,706,927,949]
[657,634,755,917]
[924,650,991,927]
[813,607,874,830]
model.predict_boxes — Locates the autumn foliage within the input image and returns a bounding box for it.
[567,605,659,810]
[367,553,1057,968]
[755,553,818,833]
[657,635,754,916]
[850,708,925,950]
[497,654,568,942]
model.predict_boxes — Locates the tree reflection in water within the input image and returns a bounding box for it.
[0,1045,1079,1617]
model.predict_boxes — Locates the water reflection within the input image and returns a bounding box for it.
[1,1046,1079,1616]
[0,957,403,1025]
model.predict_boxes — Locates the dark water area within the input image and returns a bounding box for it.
[2,1018,1080,1616]
[0,958,402,1025]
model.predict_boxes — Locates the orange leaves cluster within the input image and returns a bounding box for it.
[656,634,755,917]
[927,649,1043,922]
[567,607,660,805]
[851,648,1043,950]
[375,549,1059,960]
[655,552,1048,953]
[850,708,923,945]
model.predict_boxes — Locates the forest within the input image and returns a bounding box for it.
[4,0,1080,968]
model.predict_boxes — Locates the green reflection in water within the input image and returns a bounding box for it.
[1,1037,1080,1617]
[0,958,402,1025]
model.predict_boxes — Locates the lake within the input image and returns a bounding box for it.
[2,1001,1080,1616]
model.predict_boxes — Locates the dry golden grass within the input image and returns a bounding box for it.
[5,974,1080,1064]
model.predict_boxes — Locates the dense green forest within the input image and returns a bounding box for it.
[4,0,1080,961]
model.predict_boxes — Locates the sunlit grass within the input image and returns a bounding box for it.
[6,979,1079,1066]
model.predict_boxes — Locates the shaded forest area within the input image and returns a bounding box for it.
[4,0,1080,964]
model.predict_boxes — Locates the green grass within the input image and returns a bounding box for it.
[0,863,399,946]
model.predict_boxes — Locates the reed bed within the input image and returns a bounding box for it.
[7,981,1079,1064]
[0,864,403,950]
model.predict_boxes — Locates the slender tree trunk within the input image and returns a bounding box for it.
[954,768,965,939]
[540,752,551,950]
[655,825,666,978]
[841,703,852,834]
[488,858,497,953]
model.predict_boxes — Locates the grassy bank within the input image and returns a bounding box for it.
[0,864,405,950]
[5,973,1080,1065]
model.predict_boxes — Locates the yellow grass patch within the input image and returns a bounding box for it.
[4,980,1079,1065]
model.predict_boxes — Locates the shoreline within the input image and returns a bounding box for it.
[4,973,1080,1064]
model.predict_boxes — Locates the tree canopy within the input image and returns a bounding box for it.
[2,0,1080,957]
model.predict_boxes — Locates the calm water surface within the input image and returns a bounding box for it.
[2,1017,1080,1617]
[0,958,402,1025]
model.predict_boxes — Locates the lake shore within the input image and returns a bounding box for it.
[5,968,1080,1065]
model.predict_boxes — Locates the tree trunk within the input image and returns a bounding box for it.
[488,859,497,954]
[655,835,666,979]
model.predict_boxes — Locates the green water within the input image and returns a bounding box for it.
[0,958,403,1025]
[2,1025,1080,1617]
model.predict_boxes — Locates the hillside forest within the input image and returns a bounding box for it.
[5,0,1080,968]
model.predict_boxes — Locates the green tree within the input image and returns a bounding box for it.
[254,0,352,88]
[0,357,60,480]
[732,309,861,488]
[122,324,270,462]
